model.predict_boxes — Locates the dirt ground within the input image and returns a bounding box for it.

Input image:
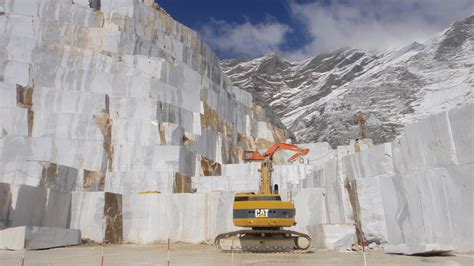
[0,243,472,266]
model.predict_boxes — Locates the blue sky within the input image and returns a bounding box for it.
[157,0,473,60]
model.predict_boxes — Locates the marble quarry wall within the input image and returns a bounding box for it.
[0,0,288,248]
[0,0,472,255]
[0,0,288,194]
[341,104,473,254]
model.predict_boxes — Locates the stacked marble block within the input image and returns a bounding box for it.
[122,192,237,243]
[341,104,473,254]
[70,192,123,243]
[0,182,81,249]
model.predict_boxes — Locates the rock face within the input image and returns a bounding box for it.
[0,0,287,194]
[222,15,474,147]
[0,0,287,245]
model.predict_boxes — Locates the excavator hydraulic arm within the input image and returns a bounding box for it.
[243,143,309,162]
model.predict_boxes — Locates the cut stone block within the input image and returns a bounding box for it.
[379,170,456,254]
[325,183,346,224]
[403,111,458,171]
[307,224,356,251]
[444,163,474,251]
[302,167,324,188]
[206,191,237,240]
[0,183,11,227]
[191,175,258,193]
[299,142,336,165]
[70,192,122,243]
[354,177,388,243]
[448,104,474,164]
[290,188,327,233]
[122,193,207,244]
[0,226,81,250]
[341,143,394,181]
[0,183,70,228]
[7,184,47,227]
[43,189,71,228]
[272,164,317,190]
[105,168,176,194]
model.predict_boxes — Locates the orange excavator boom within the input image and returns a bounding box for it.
[243,143,309,162]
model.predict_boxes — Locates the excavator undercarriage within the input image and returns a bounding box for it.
[215,229,311,252]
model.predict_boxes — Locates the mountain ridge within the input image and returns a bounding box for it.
[222,15,474,147]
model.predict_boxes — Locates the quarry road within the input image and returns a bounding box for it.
[0,244,472,266]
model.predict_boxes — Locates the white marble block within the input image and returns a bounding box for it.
[354,177,388,243]
[70,192,122,243]
[206,191,237,240]
[290,188,327,233]
[380,171,456,255]
[402,112,458,172]
[7,184,47,227]
[0,226,81,250]
[308,223,356,251]
[448,104,474,164]
[123,193,207,244]
[192,175,258,193]
[443,163,474,251]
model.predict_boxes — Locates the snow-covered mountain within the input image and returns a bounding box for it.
[222,16,474,147]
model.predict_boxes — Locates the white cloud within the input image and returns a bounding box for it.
[199,1,472,60]
[288,0,473,59]
[200,18,290,58]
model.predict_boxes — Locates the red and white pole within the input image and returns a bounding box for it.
[167,238,170,266]
[21,239,26,266]
[361,237,367,266]
[101,240,105,266]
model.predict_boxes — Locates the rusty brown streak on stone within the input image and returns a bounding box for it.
[173,172,191,193]
[158,122,167,145]
[83,170,105,191]
[104,192,123,244]
[200,156,222,176]
[27,109,34,137]
[16,85,34,137]
[40,163,59,188]
[95,95,113,172]
[346,180,364,245]
[94,113,114,171]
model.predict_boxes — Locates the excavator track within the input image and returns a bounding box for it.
[214,229,312,253]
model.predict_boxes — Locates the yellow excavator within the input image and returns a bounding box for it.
[214,143,312,252]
